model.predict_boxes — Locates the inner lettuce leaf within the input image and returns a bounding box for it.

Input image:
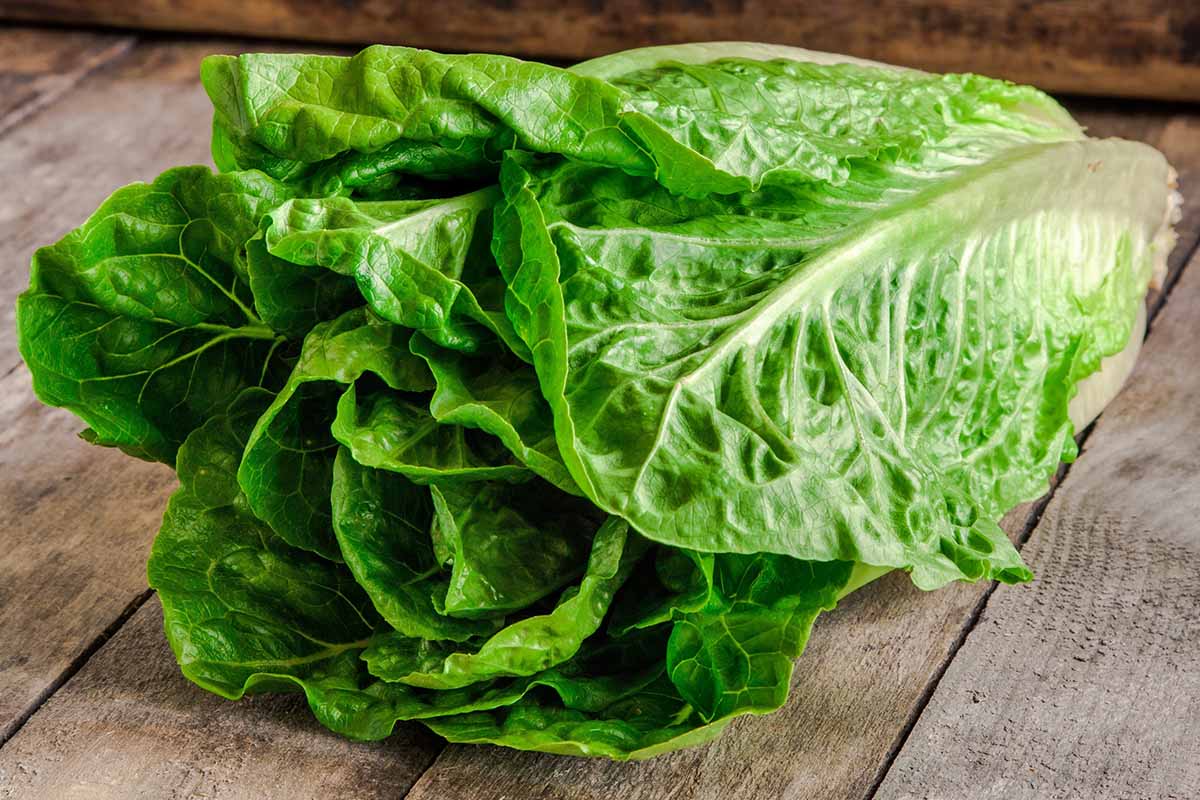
[330,449,503,642]
[238,307,434,559]
[257,189,528,356]
[409,333,578,493]
[18,42,1178,760]
[332,382,531,484]
[364,515,645,688]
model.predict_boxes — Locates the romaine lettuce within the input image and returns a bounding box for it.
[16,43,1178,759]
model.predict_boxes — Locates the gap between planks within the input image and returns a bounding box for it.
[0,590,151,748]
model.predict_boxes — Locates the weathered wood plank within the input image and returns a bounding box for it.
[0,35,336,746]
[0,35,443,797]
[0,40,218,743]
[0,599,443,799]
[0,26,135,135]
[874,250,1200,800]
[401,108,1200,800]
[3,1,1200,101]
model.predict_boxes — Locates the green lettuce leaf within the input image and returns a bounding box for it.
[148,389,378,694]
[667,555,851,720]
[238,308,433,559]
[258,189,527,355]
[244,233,360,340]
[203,48,1076,198]
[427,479,603,618]
[494,135,1170,588]
[330,448,501,642]
[364,516,644,688]
[16,166,292,462]
[332,382,531,484]
[410,333,578,492]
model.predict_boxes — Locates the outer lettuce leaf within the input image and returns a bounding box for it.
[244,233,360,340]
[495,138,1170,589]
[424,673,728,760]
[15,166,292,463]
[201,47,643,187]
[424,553,859,757]
[601,59,1077,195]
[667,555,851,720]
[148,389,378,693]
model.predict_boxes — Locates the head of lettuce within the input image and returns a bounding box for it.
[16,42,1179,758]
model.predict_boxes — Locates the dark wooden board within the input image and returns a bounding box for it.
[874,247,1200,800]
[0,600,443,799]
[3,1,1200,101]
[0,26,133,134]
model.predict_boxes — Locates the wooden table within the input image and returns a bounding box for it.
[0,25,1198,800]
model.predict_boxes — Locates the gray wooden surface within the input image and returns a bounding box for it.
[0,601,442,800]
[0,24,1197,799]
[0,31,189,745]
[0,27,133,135]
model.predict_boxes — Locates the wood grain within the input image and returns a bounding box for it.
[3,1,1200,101]
[0,26,134,135]
[400,106,1200,800]
[874,251,1200,800]
[0,599,443,799]
[0,36,282,743]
